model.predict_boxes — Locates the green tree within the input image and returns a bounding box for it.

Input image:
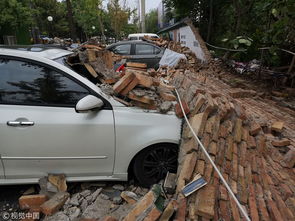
[107,0,130,40]
[31,0,69,37]
[145,9,159,33]
[72,0,104,38]
[163,0,295,65]
[0,0,33,33]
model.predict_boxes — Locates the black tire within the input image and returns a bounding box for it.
[133,144,178,187]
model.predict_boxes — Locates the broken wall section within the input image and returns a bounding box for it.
[172,70,295,220]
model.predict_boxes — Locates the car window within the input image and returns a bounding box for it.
[0,58,89,107]
[135,44,156,55]
[128,37,138,40]
[155,47,161,54]
[112,44,131,55]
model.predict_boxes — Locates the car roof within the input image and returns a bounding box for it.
[106,40,160,49]
[0,45,73,60]
[128,33,159,37]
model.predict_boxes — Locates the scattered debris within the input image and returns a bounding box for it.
[181,174,207,197]
[163,172,177,194]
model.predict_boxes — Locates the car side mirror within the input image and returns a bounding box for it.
[75,95,104,112]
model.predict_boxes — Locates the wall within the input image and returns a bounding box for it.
[178,25,205,62]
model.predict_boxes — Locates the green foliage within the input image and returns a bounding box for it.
[72,0,103,36]
[0,0,33,31]
[107,0,133,39]
[145,9,159,33]
[31,0,69,37]
[164,0,295,66]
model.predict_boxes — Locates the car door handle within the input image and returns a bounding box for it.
[20,121,35,126]
[7,121,34,127]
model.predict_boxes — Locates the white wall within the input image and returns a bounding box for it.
[176,25,205,62]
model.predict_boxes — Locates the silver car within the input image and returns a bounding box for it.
[0,47,181,187]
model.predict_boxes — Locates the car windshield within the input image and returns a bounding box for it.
[53,55,99,85]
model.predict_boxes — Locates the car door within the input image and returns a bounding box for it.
[0,57,115,180]
[132,44,162,68]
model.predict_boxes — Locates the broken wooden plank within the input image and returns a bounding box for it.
[126,62,147,69]
[121,77,139,96]
[113,72,135,94]
[84,63,98,78]
[128,91,155,104]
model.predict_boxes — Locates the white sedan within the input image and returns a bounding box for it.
[0,47,181,187]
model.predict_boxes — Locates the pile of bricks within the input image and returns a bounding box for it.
[170,70,295,220]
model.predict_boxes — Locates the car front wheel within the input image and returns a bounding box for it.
[133,144,179,187]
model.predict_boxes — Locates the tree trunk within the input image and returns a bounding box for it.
[98,12,106,43]
[206,0,214,42]
[66,0,77,42]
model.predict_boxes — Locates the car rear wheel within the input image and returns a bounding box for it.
[133,144,178,187]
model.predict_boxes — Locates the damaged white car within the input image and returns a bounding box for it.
[0,47,181,187]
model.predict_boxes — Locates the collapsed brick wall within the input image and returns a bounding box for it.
[184,19,212,63]
[172,71,295,220]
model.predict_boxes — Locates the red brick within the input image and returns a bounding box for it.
[188,203,197,220]
[231,180,238,194]
[271,138,291,147]
[196,160,205,176]
[192,93,206,115]
[233,102,247,120]
[123,185,161,221]
[102,216,118,221]
[248,185,259,221]
[174,197,187,221]
[247,136,256,148]
[40,192,70,215]
[19,194,48,211]
[244,164,252,187]
[175,100,190,118]
[128,92,155,104]
[225,135,234,161]
[120,77,139,96]
[212,115,220,141]
[266,197,284,221]
[159,199,178,221]
[271,121,284,132]
[143,206,162,221]
[239,141,247,167]
[219,200,231,220]
[256,135,266,153]
[190,112,209,137]
[204,115,216,134]
[113,72,135,93]
[181,151,198,182]
[249,122,261,136]
[134,72,154,88]
[183,138,198,154]
[160,91,177,101]
[229,196,240,221]
[255,184,270,221]
[195,185,216,219]
[232,154,238,181]
[216,138,226,166]
[219,185,228,201]
[280,183,293,201]
[233,118,243,143]
[271,187,294,220]
[204,161,214,182]
[208,141,217,155]
[241,127,249,141]
[238,166,248,204]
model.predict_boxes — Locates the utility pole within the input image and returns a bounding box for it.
[140,0,146,32]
